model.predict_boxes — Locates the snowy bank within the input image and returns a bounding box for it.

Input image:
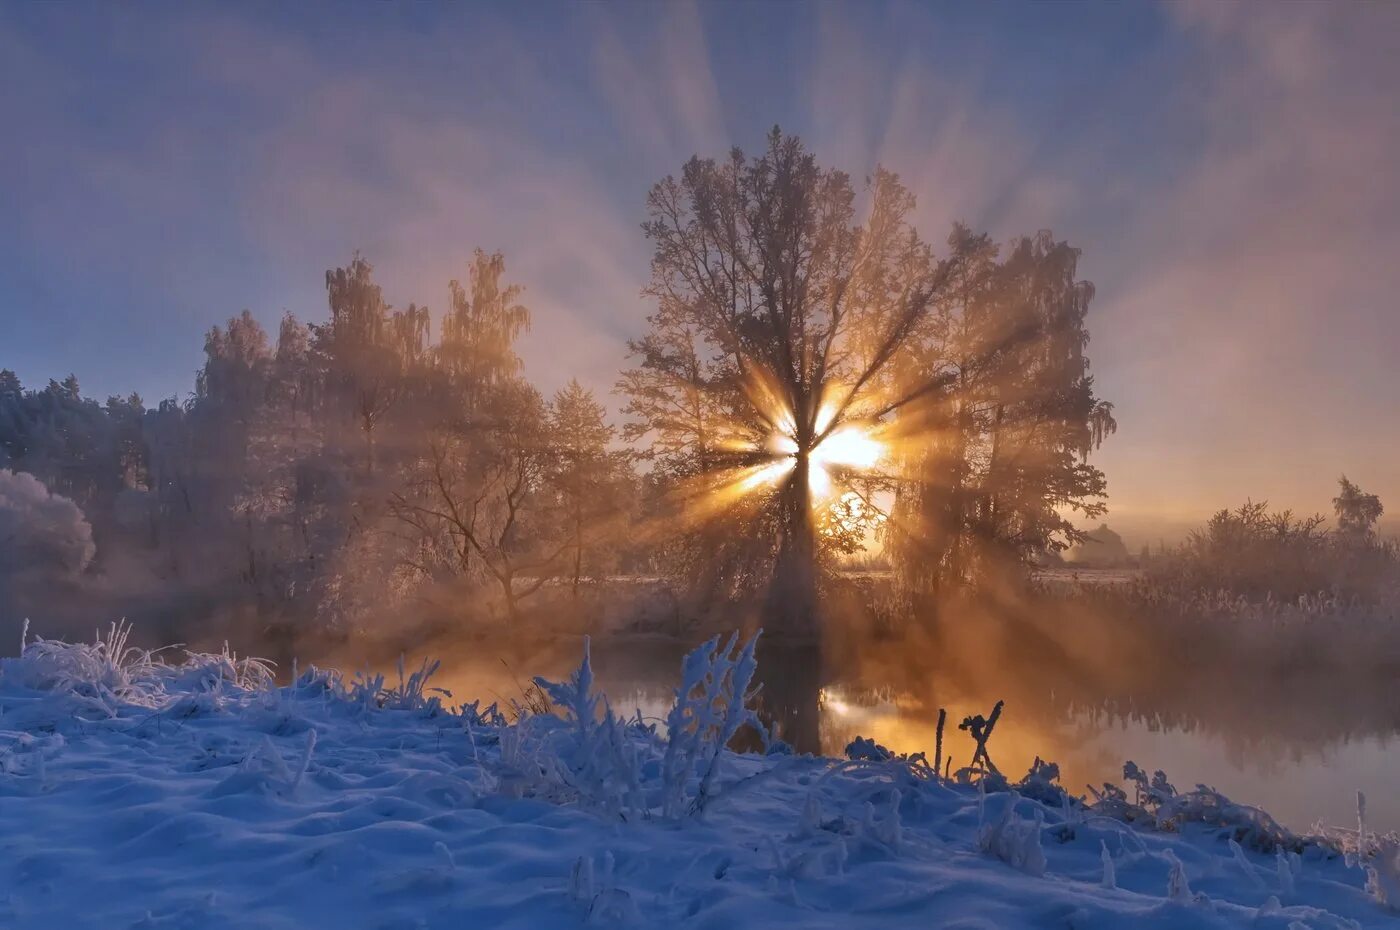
[0,623,1395,929]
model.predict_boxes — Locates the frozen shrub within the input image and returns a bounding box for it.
[1143,496,1399,603]
[533,637,647,820]
[343,656,450,715]
[1163,849,1193,902]
[1344,791,1400,910]
[1365,839,1400,911]
[5,620,160,713]
[977,790,1046,877]
[1015,757,1065,806]
[164,641,275,693]
[1090,761,1298,852]
[0,469,95,575]
[1,622,273,727]
[533,636,601,732]
[844,736,895,762]
[658,632,764,818]
[380,655,449,715]
[460,699,507,728]
[210,732,316,798]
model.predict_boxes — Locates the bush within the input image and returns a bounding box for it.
[0,469,95,575]
[1145,499,1398,602]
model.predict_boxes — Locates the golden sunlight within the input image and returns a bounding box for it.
[759,415,887,505]
[810,427,884,473]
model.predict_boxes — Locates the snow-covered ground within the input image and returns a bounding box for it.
[0,624,1396,929]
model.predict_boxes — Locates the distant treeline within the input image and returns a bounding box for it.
[1141,479,1395,602]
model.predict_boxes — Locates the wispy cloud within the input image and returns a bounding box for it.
[2,3,1397,523]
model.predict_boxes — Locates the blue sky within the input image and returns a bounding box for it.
[3,2,1398,528]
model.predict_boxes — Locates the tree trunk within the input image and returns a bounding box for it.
[571,510,583,607]
[765,453,819,636]
[500,569,520,623]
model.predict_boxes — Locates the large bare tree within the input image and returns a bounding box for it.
[622,129,950,633]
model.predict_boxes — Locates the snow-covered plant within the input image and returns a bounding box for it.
[1365,838,1400,911]
[1347,791,1400,910]
[290,663,342,696]
[533,637,601,732]
[213,732,315,798]
[796,790,823,839]
[1091,761,1297,852]
[1163,848,1193,902]
[1276,848,1297,897]
[844,736,895,762]
[5,620,161,711]
[842,736,932,780]
[164,641,275,693]
[0,468,96,574]
[977,790,1046,877]
[381,655,449,715]
[340,656,449,714]
[348,671,387,711]
[532,638,647,820]
[658,632,764,818]
[460,699,507,728]
[1045,789,1086,844]
[289,729,317,794]
[1015,756,1065,805]
[568,850,639,924]
[956,700,1004,778]
[1124,761,1178,811]
[1229,838,1266,889]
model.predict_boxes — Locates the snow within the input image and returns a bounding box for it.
[0,625,1396,929]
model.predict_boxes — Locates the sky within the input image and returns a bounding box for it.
[2,1,1398,540]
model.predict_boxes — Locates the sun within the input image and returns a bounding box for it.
[762,402,887,504]
[693,387,890,532]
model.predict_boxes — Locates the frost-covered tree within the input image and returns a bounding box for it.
[436,249,531,407]
[314,256,430,476]
[1333,475,1383,542]
[391,381,566,621]
[621,130,1116,631]
[621,129,948,632]
[547,380,633,602]
[387,253,580,622]
[0,469,95,575]
[890,225,1116,608]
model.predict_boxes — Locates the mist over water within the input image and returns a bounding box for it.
[312,592,1400,836]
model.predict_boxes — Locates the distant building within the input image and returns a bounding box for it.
[1064,523,1131,567]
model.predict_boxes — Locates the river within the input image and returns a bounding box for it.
[416,632,1400,835]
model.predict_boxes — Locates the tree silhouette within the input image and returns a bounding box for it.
[1334,475,1383,541]
[622,129,954,632]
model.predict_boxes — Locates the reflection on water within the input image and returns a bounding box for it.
[422,635,1400,834]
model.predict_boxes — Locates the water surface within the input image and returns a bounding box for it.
[423,634,1400,834]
